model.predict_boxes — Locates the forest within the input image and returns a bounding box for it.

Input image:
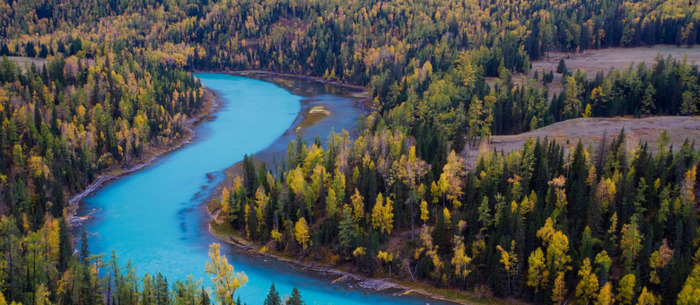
[0,0,699,304]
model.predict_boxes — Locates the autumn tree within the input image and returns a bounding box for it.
[552,272,567,305]
[371,193,394,235]
[616,273,636,305]
[377,251,394,275]
[620,217,644,273]
[205,243,248,305]
[595,282,614,305]
[678,265,700,305]
[294,218,310,251]
[564,76,582,119]
[439,150,465,208]
[576,258,600,304]
[527,248,548,292]
[649,239,674,284]
[451,236,472,288]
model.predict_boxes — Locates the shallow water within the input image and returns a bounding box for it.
[79,73,448,305]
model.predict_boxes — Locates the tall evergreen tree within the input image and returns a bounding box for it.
[263,283,281,305]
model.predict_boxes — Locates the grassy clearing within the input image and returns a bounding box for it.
[487,45,700,98]
[465,116,700,167]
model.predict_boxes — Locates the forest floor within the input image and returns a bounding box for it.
[464,116,700,168]
[487,45,700,98]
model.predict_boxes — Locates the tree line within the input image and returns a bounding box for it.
[0,0,699,304]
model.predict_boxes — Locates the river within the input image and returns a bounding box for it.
[77,73,449,305]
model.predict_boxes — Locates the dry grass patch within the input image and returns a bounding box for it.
[464,116,700,168]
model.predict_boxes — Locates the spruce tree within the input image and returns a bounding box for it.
[58,218,72,272]
[263,283,281,305]
[80,227,89,263]
[285,287,304,305]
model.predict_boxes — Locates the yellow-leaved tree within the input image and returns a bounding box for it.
[575,258,599,304]
[420,200,429,224]
[595,282,614,305]
[616,273,636,305]
[439,150,465,208]
[351,189,365,222]
[677,265,700,305]
[552,272,567,305]
[649,239,674,284]
[451,235,472,286]
[377,251,394,275]
[497,241,519,295]
[371,193,394,235]
[254,186,269,235]
[527,247,548,292]
[205,243,248,305]
[636,287,659,305]
[371,193,385,231]
[295,217,310,250]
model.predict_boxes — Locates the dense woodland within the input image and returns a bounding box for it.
[1,0,699,304]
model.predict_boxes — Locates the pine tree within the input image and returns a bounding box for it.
[556,58,568,74]
[155,273,169,305]
[640,84,656,115]
[263,283,281,305]
[285,287,304,305]
[338,205,357,253]
[200,289,210,305]
[58,218,72,272]
[80,227,89,263]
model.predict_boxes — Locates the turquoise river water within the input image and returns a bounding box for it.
[78,73,448,304]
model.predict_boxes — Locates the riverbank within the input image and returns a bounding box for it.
[208,219,517,305]
[67,89,219,226]
[228,70,377,113]
[230,70,368,92]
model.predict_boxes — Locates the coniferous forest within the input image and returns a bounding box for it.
[1,0,699,304]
